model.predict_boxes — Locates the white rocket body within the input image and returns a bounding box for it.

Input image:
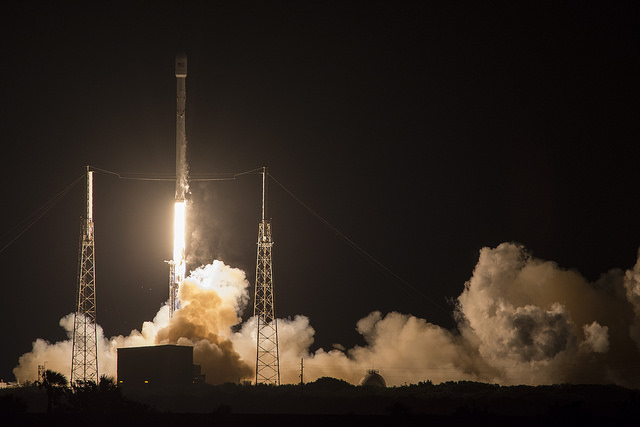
[175,53,188,201]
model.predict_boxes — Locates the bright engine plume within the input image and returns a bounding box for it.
[170,200,187,314]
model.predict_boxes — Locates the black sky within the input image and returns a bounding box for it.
[1,1,638,382]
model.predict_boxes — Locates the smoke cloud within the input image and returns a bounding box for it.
[155,262,253,383]
[14,260,252,385]
[13,242,640,387]
[231,242,640,386]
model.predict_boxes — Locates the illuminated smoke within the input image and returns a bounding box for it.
[456,243,640,386]
[13,261,252,385]
[232,242,640,386]
[14,314,78,383]
[582,321,609,353]
[14,242,640,387]
[155,262,253,383]
[623,253,640,349]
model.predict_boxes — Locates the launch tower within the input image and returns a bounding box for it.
[169,53,188,318]
[71,166,99,384]
[253,167,280,385]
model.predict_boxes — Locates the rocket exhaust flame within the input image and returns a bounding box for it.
[170,201,187,314]
[173,201,186,275]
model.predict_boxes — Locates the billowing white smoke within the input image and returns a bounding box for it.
[240,242,640,386]
[14,260,252,385]
[623,255,640,348]
[455,243,640,385]
[14,242,640,387]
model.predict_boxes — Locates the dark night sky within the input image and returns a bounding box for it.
[1,1,638,382]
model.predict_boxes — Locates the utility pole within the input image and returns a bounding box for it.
[71,166,98,384]
[300,358,304,393]
[254,167,280,385]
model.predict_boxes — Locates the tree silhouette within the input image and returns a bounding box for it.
[98,375,118,393]
[66,375,150,414]
[38,369,68,413]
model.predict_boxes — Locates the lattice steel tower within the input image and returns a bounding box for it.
[254,167,280,385]
[71,166,98,384]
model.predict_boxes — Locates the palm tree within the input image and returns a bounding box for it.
[98,375,117,393]
[38,370,68,413]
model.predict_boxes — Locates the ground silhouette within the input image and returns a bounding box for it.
[2,375,639,425]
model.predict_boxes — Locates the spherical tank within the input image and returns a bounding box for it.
[359,369,386,387]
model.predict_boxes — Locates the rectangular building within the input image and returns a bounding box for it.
[117,344,195,388]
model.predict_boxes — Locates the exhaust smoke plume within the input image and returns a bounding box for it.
[155,262,253,383]
[13,242,640,387]
[14,260,252,385]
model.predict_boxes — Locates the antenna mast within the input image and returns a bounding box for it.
[254,167,280,385]
[71,166,98,384]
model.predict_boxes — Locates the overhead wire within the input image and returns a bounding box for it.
[90,165,262,182]
[191,167,264,181]
[91,165,450,315]
[0,172,85,255]
[89,166,174,181]
[2,164,449,315]
[0,164,257,254]
[267,173,452,316]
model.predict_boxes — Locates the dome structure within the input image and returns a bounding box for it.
[359,369,386,387]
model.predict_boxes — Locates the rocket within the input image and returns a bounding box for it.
[175,53,188,201]
[169,53,188,318]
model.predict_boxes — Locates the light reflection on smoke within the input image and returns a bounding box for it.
[14,243,640,387]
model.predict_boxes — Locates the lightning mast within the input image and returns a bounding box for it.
[71,166,98,384]
[170,53,188,318]
[254,167,280,385]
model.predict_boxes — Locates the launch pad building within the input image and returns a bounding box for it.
[117,344,202,388]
